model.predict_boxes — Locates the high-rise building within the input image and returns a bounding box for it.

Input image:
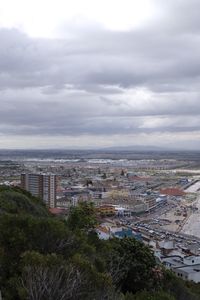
[21,173,57,208]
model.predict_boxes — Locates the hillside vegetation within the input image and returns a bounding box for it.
[0,186,200,299]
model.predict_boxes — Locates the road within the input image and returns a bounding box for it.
[185,181,200,193]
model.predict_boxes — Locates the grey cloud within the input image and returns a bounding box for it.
[1,0,200,146]
[0,85,200,137]
[157,0,200,34]
[0,23,200,91]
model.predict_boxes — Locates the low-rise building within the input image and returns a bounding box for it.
[161,255,200,283]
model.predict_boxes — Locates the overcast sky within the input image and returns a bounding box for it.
[0,0,200,149]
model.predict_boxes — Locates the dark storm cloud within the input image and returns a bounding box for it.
[0,0,200,142]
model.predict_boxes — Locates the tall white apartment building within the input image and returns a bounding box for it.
[21,173,57,208]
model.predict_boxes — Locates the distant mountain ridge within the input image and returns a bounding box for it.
[103,145,167,151]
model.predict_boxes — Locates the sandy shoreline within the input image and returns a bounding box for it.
[181,194,200,238]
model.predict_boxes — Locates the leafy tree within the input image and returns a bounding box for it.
[86,179,93,187]
[19,251,115,300]
[121,169,125,176]
[106,238,157,293]
[1,186,200,300]
[0,189,48,216]
[19,252,89,300]
[102,173,107,179]
[67,202,97,232]
[160,270,199,300]
[186,281,200,298]
[125,291,175,300]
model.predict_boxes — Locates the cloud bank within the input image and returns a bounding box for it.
[0,0,200,149]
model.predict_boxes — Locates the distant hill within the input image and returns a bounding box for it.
[103,145,166,152]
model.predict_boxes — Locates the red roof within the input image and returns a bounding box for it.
[160,188,185,196]
[49,208,68,215]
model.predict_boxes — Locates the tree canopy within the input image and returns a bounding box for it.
[0,185,200,299]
